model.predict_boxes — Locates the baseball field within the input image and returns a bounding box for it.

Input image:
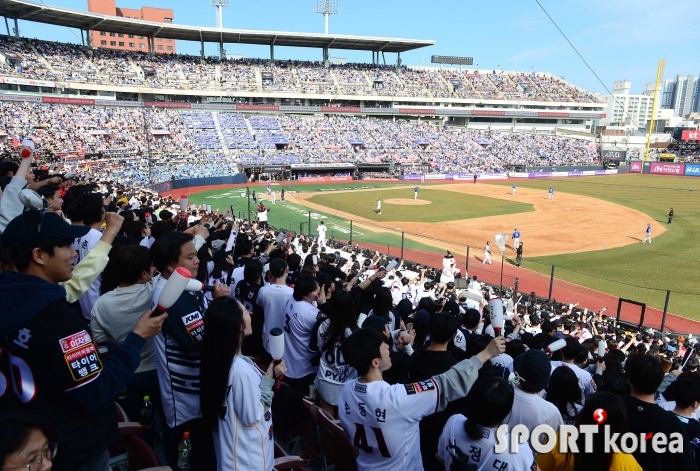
[186,174,700,323]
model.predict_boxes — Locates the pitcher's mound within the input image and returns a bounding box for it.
[384,198,431,205]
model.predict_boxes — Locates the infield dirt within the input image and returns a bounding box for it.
[292,183,665,258]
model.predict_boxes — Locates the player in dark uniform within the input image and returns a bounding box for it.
[668,208,674,224]
[516,242,523,267]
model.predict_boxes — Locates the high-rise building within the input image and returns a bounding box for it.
[661,74,698,117]
[87,0,175,54]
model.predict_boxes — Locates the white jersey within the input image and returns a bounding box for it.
[505,386,563,443]
[318,225,327,238]
[317,320,357,386]
[339,378,441,471]
[283,298,320,379]
[72,228,103,320]
[437,414,536,471]
[214,355,274,471]
[550,361,597,400]
[256,284,293,353]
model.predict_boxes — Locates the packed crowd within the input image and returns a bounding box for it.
[0,150,697,471]
[0,35,603,101]
[1,102,600,178]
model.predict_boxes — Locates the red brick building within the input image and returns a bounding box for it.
[87,0,175,54]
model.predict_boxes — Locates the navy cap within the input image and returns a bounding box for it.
[2,210,89,250]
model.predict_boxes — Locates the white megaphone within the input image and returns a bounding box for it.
[547,339,567,353]
[19,188,44,210]
[598,340,606,358]
[153,267,191,316]
[19,139,35,160]
[145,212,152,224]
[269,327,285,388]
[206,204,212,213]
[489,297,504,336]
[179,195,188,213]
[184,279,215,293]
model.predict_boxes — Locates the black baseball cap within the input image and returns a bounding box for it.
[269,258,288,278]
[2,210,89,250]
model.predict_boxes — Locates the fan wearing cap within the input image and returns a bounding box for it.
[339,327,505,471]
[504,350,564,441]
[0,210,167,471]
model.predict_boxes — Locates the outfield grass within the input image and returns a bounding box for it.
[496,175,700,319]
[308,188,533,223]
[187,182,444,255]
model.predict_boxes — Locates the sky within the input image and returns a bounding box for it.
[5,0,700,95]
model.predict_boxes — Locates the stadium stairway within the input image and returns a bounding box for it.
[254,66,263,92]
[329,69,344,95]
[212,112,230,156]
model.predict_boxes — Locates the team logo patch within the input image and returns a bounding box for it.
[354,383,367,393]
[181,311,205,343]
[264,410,271,421]
[63,341,103,381]
[404,379,436,395]
[59,330,92,353]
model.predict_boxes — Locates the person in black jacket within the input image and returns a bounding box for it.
[668,207,674,224]
[0,211,166,471]
[516,242,523,267]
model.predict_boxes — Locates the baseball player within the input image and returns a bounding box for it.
[317,221,327,247]
[512,227,520,250]
[482,241,492,265]
[338,328,506,471]
[266,183,271,195]
[643,223,652,243]
[376,198,382,214]
[414,186,419,200]
[271,190,276,204]
[420,175,425,183]
[549,187,554,200]
[668,208,674,224]
[512,184,516,195]
[473,174,477,184]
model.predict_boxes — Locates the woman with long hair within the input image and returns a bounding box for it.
[315,290,358,416]
[545,366,583,425]
[437,377,535,470]
[537,392,641,471]
[200,297,286,471]
[205,250,233,302]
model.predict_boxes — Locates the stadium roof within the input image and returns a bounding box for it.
[0,0,435,53]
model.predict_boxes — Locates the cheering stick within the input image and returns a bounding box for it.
[598,340,606,359]
[145,212,152,224]
[19,139,35,159]
[269,327,285,389]
[488,297,504,336]
[179,195,189,213]
[152,267,191,317]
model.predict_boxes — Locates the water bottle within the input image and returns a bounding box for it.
[140,396,153,427]
[177,431,191,471]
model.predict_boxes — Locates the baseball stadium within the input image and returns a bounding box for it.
[2,0,700,469]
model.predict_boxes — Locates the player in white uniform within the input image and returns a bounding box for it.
[643,223,652,243]
[549,186,554,200]
[317,221,327,247]
[437,377,536,471]
[271,190,276,204]
[512,184,516,195]
[376,198,382,214]
[201,295,287,471]
[338,328,505,471]
[482,241,492,265]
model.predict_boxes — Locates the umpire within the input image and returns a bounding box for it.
[668,208,674,224]
[516,242,523,267]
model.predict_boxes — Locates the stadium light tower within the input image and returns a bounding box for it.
[211,0,230,58]
[315,0,339,34]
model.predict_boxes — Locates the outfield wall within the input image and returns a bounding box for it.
[629,161,700,176]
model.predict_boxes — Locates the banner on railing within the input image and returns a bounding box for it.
[650,163,684,175]
[42,96,95,105]
[684,164,700,176]
[629,161,642,173]
[1,76,56,88]
[298,176,352,182]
